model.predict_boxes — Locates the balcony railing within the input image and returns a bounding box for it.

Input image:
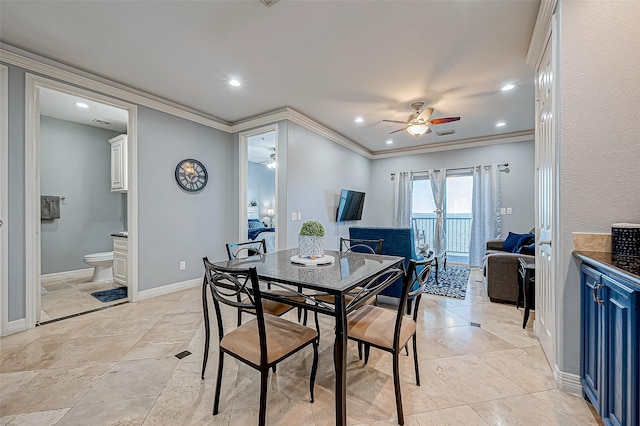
[412,214,472,254]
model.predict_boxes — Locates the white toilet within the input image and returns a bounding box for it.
[83,251,114,282]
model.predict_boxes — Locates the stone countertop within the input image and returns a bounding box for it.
[574,251,640,285]
[111,232,128,238]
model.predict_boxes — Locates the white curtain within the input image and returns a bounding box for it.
[428,169,446,260]
[469,164,502,267]
[393,171,413,228]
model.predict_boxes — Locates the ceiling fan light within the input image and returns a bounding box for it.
[407,124,429,136]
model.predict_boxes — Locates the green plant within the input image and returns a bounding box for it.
[299,220,325,237]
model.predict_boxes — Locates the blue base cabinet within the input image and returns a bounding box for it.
[580,261,639,426]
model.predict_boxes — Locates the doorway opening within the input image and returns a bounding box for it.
[239,125,278,252]
[24,75,138,328]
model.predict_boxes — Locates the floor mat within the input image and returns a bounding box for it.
[91,287,127,303]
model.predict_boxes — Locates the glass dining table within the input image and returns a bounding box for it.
[213,248,404,425]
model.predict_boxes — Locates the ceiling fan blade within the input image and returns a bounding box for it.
[429,117,461,125]
[383,119,408,124]
[417,107,434,122]
[389,127,408,134]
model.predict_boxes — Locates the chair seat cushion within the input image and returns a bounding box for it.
[242,290,301,317]
[221,314,317,366]
[346,305,416,350]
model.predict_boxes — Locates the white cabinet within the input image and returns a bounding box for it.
[113,237,128,286]
[108,134,128,192]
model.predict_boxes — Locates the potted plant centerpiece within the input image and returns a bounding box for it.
[298,220,325,259]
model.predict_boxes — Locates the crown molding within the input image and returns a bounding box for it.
[0,45,232,132]
[371,130,535,159]
[527,0,558,67]
[1,44,532,161]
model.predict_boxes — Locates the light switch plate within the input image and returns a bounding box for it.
[506,207,512,214]
[179,261,186,270]
[297,212,302,220]
[500,208,506,215]
[291,212,297,221]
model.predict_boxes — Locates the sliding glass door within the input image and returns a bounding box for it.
[412,173,473,264]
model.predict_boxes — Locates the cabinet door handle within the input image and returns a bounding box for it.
[592,283,604,305]
[539,240,552,246]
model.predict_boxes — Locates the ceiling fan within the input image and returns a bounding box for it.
[383,102,460,138]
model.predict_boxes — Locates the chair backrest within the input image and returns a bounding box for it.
[346,266,404,312]
[202,257,269,365]
[406,258,433,321]
[226,239,267,260]
[393,260,422,348]
[339,237,383,254]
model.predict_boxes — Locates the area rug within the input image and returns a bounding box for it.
[424,265,470,299]
[91,287,127,303]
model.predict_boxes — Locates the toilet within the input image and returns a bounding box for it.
[83,251,114,282]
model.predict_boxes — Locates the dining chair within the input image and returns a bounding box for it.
[201,258,319,426]
[339,237,384,254]
[226,239,267,260]
[346,258,431,425]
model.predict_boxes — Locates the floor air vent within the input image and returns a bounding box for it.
[259,0,279,6]
[437,129,455,136]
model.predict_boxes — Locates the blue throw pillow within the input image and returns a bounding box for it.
[513,233,535,253]
[248,219,263,229]
[502,232,527,252]
[517,242,536,255]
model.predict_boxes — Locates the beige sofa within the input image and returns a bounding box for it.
[483,239,534,304]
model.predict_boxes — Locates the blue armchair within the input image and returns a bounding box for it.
[349,227,424,299]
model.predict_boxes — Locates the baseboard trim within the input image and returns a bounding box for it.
[138,278,201,301]
[4,318,27,336]
[553,364,582,395]
[42,268,93,281]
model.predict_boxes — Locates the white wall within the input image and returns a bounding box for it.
[556,1,640,375]
[285,121,371,250]
[369,140,535,234]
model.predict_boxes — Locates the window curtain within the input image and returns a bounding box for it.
[469,164,502,267]
[393,171,413,228]
[428,169,446,260]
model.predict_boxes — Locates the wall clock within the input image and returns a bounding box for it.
[175,159,208,192]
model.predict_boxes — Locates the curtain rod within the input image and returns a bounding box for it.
[390,163,509,180]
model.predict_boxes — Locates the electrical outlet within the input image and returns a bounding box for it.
[291,212,297,221]
[179,261,186,270]
[506,207,512,215]
[500,208,506,215]
[297,212,302,220]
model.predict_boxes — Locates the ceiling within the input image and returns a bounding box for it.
[0,0,539,155]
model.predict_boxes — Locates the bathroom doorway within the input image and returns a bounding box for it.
[239,125,278,252]
[24,75,139,327]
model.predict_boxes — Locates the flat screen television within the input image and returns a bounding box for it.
[336,189,365,221]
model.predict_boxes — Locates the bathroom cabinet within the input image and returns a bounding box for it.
[113,236,128,286]
[109,134,128,192]
[577,253,639,426]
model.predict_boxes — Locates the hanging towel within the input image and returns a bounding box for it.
[41,195,61,220]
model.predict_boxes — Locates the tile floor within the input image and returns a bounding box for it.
[40,271,126,322]
[0,269,603,425]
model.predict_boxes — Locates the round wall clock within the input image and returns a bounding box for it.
[175,159,208,192]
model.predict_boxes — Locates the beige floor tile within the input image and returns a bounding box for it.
[532,389,603,425]
[0,408,69,426]
[142,387,231,426]
[433,325,514,354]
[0,328,44,347]
[0,370,43,400]
[476,348,556,393]
[77,356,178,405]
[0,340,81,374]
[50,335,143,367]
[471,393,578,425]
[445,302,524,325]
[357,405,490,426]
[56,397,156,426]
[0,363,112,415]
[426,354,527,404]
[417,306,470,329]
[121,336,192,361]
[480,319,539,347]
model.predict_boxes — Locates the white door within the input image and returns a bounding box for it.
[0,65,8,335]
[534,16,557,365]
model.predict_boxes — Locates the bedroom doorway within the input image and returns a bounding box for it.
[239,125,278,252]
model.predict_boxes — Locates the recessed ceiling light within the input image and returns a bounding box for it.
[496,121,507,127]
[501,84,516,91]
[229,79,241,87]
[386,140,393,145]
[74,102,89,108]
[354,117,364,123]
